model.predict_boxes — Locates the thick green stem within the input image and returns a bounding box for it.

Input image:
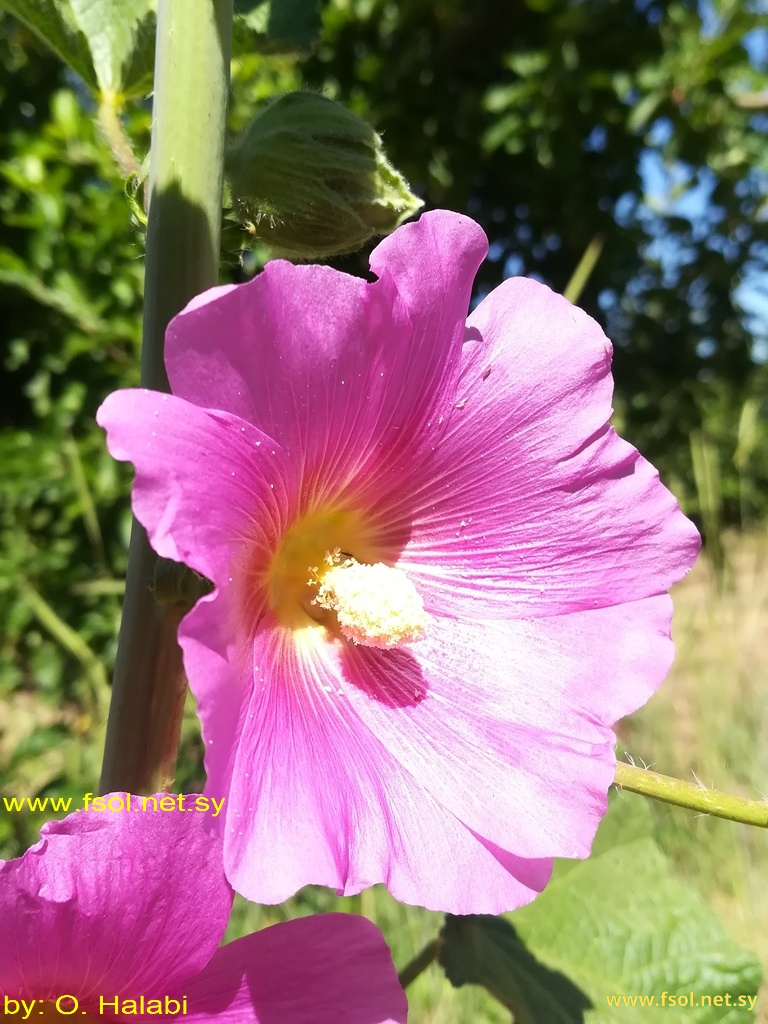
[100,0,234,795]
[614,762,768,828]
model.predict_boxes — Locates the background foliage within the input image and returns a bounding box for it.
[1,0,767,1019]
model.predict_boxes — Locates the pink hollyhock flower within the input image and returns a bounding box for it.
[97,210,700,913]
[0,799,406,1023]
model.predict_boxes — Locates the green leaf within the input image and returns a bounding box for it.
[627,88,664,132]
[440,796,762,1022]
[67,0,155,98]
[234,0,322,55]
[506,50,549,77]
[0,0,98,89]
[440,915,593,1023]
[0,0,155,98]
[266,0,320,51]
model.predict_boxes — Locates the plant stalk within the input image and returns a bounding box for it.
[614,762,768,828]
[99,0,234,795]
[97,95,141,177]
[398,938,441,990]
[563,233,604,304]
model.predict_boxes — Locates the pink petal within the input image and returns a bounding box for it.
[192,618,551,914]
[337,598,673,860]
[197,596,670,909]
[0,804,232,1000]
[180,587,255,796]
[380,278,699,617]
[366,209,489,434]
[164,211,488,504]
[180,914,407,1024]
[96,390,294,590]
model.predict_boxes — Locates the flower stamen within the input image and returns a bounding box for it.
[310,550,426,649]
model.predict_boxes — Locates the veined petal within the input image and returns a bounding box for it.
[206,620,551,914]
[336,598,673,860]
[164,211,488,504]
[180,586,254,795]
[178,915,407,1024]
[383,278,699,617]
[96,390,293,589]
[366,209,489,452]
[0,806,232,999]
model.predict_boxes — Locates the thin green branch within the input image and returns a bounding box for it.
[18,578,110,720]
[398,938,441,990]
[100,0,234,795]
[96,94,141,177]
[563,233,604,305]
[614,762,768,828]
[63,434,106,565]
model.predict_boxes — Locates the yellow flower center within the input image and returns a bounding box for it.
[265,505,426,647]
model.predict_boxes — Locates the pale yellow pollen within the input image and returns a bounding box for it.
[310,551,427,648]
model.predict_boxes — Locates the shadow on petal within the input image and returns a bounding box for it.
[339,642,428,709]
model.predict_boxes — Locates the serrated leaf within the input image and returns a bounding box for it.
[1,0,155,98]
[114,5,156,99]
[67,0,155,98]
[0,0,98,89]
[440,796,761,1023]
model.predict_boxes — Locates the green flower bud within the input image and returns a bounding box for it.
[225,91,423,259]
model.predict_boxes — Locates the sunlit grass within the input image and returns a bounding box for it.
[625,530,768,1022]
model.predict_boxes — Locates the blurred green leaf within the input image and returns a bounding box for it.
[234,0,322,55]
[265,0,321,51]
[734,398,760,473]
[234,0,265,12]
[690,430,726,580]
[0,0,97,88]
